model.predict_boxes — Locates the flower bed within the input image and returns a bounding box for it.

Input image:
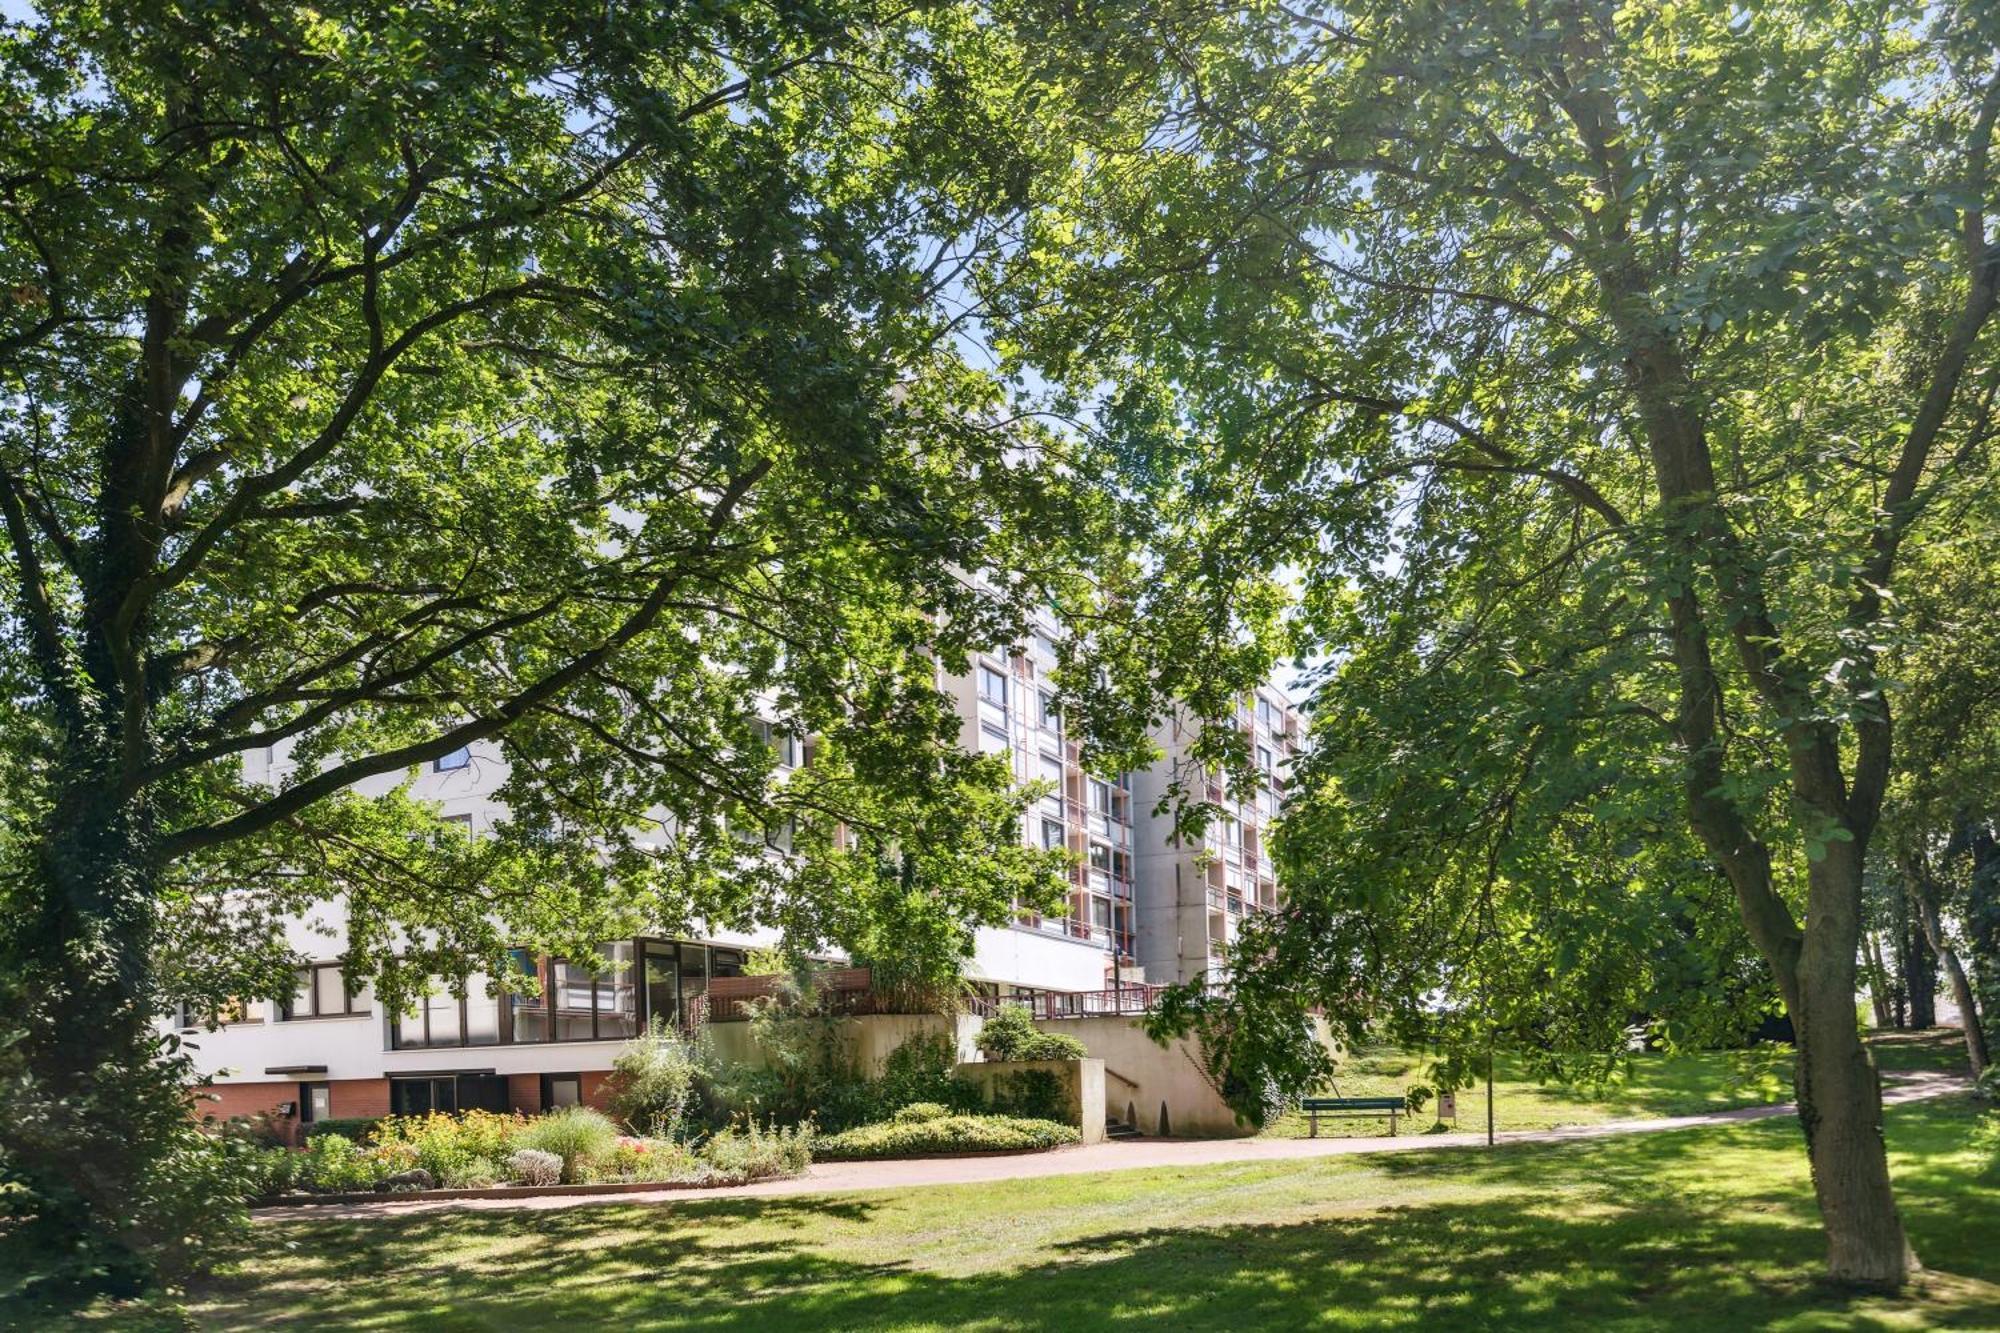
[237,1108,811,1201]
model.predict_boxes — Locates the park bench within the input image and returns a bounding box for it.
[1301,1095,1405,1137]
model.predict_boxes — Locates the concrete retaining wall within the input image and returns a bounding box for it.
[1042,1015,1252,1138]
[957,1058,1106,1144]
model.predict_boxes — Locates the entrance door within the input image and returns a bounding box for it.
[644,944,679,1030]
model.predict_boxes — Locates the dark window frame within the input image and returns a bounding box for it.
[281,962,365,1020]
[299,1081,331,1124]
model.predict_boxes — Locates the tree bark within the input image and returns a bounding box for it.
[4,754,176,1295]
[1863,932,1895,1029]
[1792,842,1920,1287]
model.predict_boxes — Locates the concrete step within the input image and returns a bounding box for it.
[1105,1120,1141,1140]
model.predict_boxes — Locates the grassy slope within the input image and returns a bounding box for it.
[67,1091,1998,1331]
[1259,1029,1969,1139]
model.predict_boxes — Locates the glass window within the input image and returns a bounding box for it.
[301,1082,331,1123]
[434,745,471,771]
[390,1076,458,1117]
[978,665,1008,706]
[544,1074,582,1109]
[1040,819,1065,851]
[315,967,348,1017]
[509,950,550,1043]
[553,959,599,1041]
[598,942,638,1041]
[464,974,500,1046]
[1038,691,1060,732]
[284,963,361,1019]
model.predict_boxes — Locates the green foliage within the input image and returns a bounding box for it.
[813,1114,1079,1161]
[609,1021,704,1140]
[992,1069,1070,1124]
[300,1118,383,1145]
[0,0,1112,1294]
[874,1031,983,1117]
[295,1135,384,1194]
[514,1108,620,1185]
[698,1122,814,1183]
[373,1110,526,1180]
[976,1005,1088,1062]
[891,1102,952,1125]
[441,1158,502,1190]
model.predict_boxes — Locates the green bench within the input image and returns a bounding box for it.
[1301,1096,1405,1137]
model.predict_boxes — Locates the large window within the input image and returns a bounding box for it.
[389,1074,507,1117]
[434,745,471,772]
[282,963,364,1020]
[978,665,1008,707]
[392,974,502,1050]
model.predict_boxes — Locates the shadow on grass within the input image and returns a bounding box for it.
[178,1104,2000,1333]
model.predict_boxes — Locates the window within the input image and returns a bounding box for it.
[300,1082,332,1124]
[550,943,638,1042]
[978,665,1008,707]
[1040,819,1065,851]
[754,720,797,768]
[434,745,471,772]
[176,996,257,1029]
[444,812,474,830]
[1038,691,1061,733]
[282,963,364,1020]
[979,723,1010,755]
[1257,745,1273,774]
[543,1074,583,1109]
[390,1076,457,1116]
[1089,842,1113,872]
[392,974,502,1050]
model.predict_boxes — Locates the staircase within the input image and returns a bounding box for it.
[1104,1115,1141,1140]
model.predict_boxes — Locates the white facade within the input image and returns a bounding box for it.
[175,660,1297,1115]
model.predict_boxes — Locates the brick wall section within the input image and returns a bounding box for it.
[581,1070,618,1112]
[332,1078,391,1120]
[507,1073,542,1116]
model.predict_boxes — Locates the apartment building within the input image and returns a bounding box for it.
[174,655,1297,1131]
[1132,686,1302,986]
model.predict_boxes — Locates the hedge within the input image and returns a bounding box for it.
[813,1113,1079,1161]
[301,1117,384,1143]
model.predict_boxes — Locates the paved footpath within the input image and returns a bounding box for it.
[257,1068,1968,1223]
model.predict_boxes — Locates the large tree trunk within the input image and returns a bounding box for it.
[3,761,176,1296]
[1792,842,1919,1288]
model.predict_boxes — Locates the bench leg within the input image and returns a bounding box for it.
[1389,1110,1398,1137]
[1309,1111,1319,1139]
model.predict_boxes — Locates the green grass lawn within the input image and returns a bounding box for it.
[53,1087,2000,1331]
[1259,1028,1968,1139]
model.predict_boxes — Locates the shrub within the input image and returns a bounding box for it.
[891,1101,951,1124]
[300,1116,383,1144]
[610,1021,703,1139]
[227,1141,301,1200]
[374,1110,525,1179]
[975,1005,1087,1062]
[506,1148,562,1187]
[514,1106,619,1183]
[992,1068,1069,1123]
[442,1157,501,1189]
[606,1135,703,1183]
[700,1121,813,1183]
[875,1031,981,1117]
[296,1133,384,1193]
[814,1114,1079,1161]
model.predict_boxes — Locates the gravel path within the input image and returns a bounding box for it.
[255,1068,1969,1222]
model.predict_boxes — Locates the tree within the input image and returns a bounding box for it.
[0,0,1088,1293]
[995,0,2000,1288]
